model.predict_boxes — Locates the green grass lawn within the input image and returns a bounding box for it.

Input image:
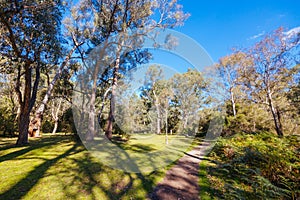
[84,133,195,173]
[0,134,171,200]
[0,133,198,200]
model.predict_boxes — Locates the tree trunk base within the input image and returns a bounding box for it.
[16,114,30,145]
[86,133,95,141]
[16,141,30,146]
[105,131,113,140]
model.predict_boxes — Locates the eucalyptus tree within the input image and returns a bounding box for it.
[155,79,173,143]
[67,0,189,140]
[30,40,82,137]
[171,69,208,135]
[240,28,300,137]
[45,70,74,134]
[215,51,248,117]
[141,65,164,134]
[48,97,70,134]
[0,0,65,145]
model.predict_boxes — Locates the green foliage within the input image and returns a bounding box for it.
[207,133,300,199]
[0,76,17,136]
[289,82,300,113]
[199,160,215,200]
[0,0,63,71]
[41,108,76,133]
[0,108,16,136]
[60,108,77,133]
[41,120,54,133]
[223,102,271,135]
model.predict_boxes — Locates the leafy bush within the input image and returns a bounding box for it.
[223,103,271,136]
[207,133,300,199]
[0,107,17,136]
[41,120,54,133]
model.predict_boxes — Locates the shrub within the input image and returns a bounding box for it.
[207,133,300,199]
[42,120,54,133]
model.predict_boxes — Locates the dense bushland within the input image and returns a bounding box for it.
[206,133,300,199]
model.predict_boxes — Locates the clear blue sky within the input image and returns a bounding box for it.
[175,0,300,62]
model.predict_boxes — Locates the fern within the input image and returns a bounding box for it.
[253,176,291,199]
[206,133,300,199]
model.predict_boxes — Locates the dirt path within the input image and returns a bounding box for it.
[147,142,211,200]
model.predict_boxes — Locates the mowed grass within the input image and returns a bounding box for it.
[0,134,179,200]
[85,133,195,173]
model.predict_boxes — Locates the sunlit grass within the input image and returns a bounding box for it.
[85,133,195,173]
[199,160,218,200]
[0,134,170,200]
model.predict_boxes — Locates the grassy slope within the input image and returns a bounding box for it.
[86,134,194,173]
[0,134,169,200]
[0,133,199,200]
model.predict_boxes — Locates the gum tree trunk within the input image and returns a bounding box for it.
[30,45,77,137]
[86,81,97,141]
[153,90,161,134]
[16,64,32,145]
[105,59,120,140]
[51,99,62,134]
[267,93,283,137]
[17,113,30,145]
[230,87,236,117]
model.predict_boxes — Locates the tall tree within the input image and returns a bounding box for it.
[216,51,248,117]
[102,0,189,139]
[171,69,208,135]
[142,65,164,134]
[30,39,81,137]
[156,79,173,143]
[240,27,300,137]
[67,0,189,140]
[0,1,63,145]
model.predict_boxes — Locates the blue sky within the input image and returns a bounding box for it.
[175,0,300,62]
[71,0,300,74]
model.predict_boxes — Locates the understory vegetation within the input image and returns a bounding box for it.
[202,133,300,200]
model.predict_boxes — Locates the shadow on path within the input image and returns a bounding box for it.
[147,142,211,200]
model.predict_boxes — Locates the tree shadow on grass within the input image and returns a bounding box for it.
[0,139,84,200]
[67,152,135,199]
[0,135,78,163]
[110,135,157,153]
[61,144,160,199]
[0,135,166,199]
[119,143,157,153]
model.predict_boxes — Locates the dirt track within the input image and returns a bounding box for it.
[148,142,211,200]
